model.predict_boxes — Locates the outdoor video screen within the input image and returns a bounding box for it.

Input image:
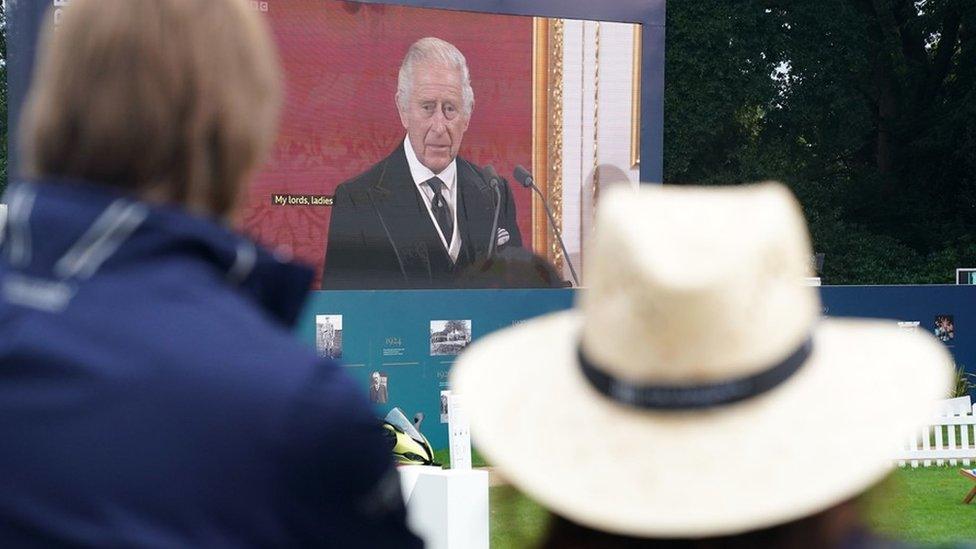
[243,0,643,289]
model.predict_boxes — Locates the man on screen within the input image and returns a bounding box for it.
[322,37,522,289]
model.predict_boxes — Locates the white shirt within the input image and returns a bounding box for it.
[403,134,461,262]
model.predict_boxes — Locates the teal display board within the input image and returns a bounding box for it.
[299,286,975,450]
[298,290,575,448]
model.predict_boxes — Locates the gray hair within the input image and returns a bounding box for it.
[396,37,474,117]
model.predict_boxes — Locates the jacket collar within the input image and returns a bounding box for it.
[1,178,313,326]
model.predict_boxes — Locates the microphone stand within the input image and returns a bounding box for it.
[484,166,503,260]
[514,166,580,287]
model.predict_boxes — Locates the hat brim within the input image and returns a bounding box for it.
[450,312,952,538]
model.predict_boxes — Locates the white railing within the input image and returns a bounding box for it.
[895,396,976,468]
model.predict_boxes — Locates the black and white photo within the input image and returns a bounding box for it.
[316,314,343,359]
[430,320,472,356]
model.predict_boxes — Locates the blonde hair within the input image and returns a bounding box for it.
[19,0,281,218]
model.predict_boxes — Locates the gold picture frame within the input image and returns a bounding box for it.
[531,18,564,271]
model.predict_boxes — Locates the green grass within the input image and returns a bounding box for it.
[865,466,976,544]
[490,485,550,549]
[485,466,976,548]
[430,444,976,545]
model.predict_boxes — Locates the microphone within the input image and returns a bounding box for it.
[513,165,580,287]
[513,165,535,189]
[484,165,503,260]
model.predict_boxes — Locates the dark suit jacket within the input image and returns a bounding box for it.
[322,143,522,289]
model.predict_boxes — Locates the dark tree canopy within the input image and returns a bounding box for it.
[665,0,976,284]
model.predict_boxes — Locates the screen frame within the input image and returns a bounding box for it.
[348,0,666,185]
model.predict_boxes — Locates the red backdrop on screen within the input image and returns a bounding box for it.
[241,0,534,287]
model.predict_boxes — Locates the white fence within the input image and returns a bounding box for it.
[895,396,976,468]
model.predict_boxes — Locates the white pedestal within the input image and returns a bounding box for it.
[397,466,489,549]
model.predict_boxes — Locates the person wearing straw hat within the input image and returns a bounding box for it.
[452,182,952,547]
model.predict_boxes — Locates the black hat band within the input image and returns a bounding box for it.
[578,337,813,410]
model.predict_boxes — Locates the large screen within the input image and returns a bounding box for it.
[244,0,644,289]
[5,0,652,290]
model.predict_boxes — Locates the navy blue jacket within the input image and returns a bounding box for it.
[0,179,422,548]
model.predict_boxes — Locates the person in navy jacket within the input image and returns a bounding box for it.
[0,0,421,547]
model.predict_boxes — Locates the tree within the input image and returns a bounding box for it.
[664,0,976,284]
[443,320,470,339]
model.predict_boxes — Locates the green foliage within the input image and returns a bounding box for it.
[665,0,976,284]
[949,362,975,398]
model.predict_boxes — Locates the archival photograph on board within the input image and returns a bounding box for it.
[934,314,955,344]
[315,314,343,359]
[369,371,389,404]
[241,1,645,289]
[430,320,472,356]
[440,390,451,424]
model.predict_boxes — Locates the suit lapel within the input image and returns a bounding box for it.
[456,159,494,265]
[368,144,452,281]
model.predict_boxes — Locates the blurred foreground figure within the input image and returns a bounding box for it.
[452,183,952,548]
[0,1,420,546]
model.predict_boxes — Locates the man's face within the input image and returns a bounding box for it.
[399,63,470,174]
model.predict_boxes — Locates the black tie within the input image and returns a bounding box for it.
[425,177,454,244]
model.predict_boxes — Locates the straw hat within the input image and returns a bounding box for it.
[451,182,952,538]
